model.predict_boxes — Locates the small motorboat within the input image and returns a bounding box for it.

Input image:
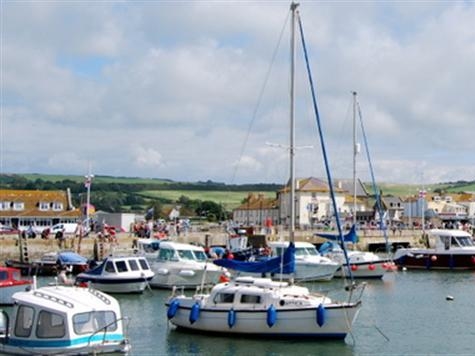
[317,225,392,279]
[76,255,154,294]
[267,241,340,281]
[0,267,31,305]
[166,276,364,339]
[0,279,130,354]
[393,229,475,270]
[149,241,227,289]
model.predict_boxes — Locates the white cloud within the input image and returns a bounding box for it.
[2,1,475,185]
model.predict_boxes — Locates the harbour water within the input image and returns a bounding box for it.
[36,270,475,355]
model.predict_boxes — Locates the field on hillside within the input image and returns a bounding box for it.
[140,190,277,209]
[20,173,171,184]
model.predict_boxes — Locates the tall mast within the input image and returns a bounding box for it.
[289,2,298,242]
[352,91,357,227]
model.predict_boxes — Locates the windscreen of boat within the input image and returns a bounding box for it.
[158,248,179,262]
[193,250,208,262]
[73,311,118,335]
[295,247,318,256]
[177,249,198,261]
[453,235,475,247]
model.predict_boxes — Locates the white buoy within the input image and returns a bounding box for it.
[402,267,407,271]
[446,295,454,301]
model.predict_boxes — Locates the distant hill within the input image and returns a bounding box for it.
[3,173,475,203]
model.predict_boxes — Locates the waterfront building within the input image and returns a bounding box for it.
[0,189,80,232]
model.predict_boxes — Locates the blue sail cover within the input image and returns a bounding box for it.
[213,242,295,274]
[315,224,359,244]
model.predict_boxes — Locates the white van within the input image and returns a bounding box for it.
[50,223,78,236]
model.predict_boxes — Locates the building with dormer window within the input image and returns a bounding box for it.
[0,189,80,232]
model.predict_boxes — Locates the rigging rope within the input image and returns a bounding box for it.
[296,11,354,282]
[356,100,391,256]
[230,11,291,184]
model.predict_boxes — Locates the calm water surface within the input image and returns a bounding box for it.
[41,272,475,355]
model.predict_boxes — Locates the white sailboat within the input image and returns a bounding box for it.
[165,3,364,339]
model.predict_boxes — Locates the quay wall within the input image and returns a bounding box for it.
[0,228,425,263]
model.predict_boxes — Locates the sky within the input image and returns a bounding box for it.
[1,0,475,186]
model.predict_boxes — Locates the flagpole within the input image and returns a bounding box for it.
[85,172,94,232]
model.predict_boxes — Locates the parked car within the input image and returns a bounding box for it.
[0,225,19,235]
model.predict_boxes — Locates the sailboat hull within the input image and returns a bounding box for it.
[168,296,361,338]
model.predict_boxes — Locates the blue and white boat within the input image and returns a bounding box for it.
[0,279,130,354]
[76,255,154,294]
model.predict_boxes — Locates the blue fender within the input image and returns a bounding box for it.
[189,302,200,324]
[228,308,236,328]
[267,305,277,327]
[317,304,326,327]
[167,299,180,320]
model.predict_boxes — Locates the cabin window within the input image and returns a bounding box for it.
[73,311,118,335]
[240,294,261,304]
[36,310,65,338]
[14,305,35,337]
[138,258,150,270]
[214,293,235,304]
[0,271,7,281]
[115,261,128,273]
[444,237,450,250]
[158,249,178,261]
[194,251,208,262]
[455,236,474,247]
[178,250,194,261]
[105,261,116,273]
[128,259,139,271]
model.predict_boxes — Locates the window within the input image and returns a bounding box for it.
[14,305,35,337]
[177,250,195,261]
[193,251,208,262]
[128,259,139,271]
[39,202,50,211]
[158,249,178,261]
[214,293,235,304]
[138,258,150,270]
[36,310,65,338]
[13,202,24,211]
[105,261,116,273]
[52,202,63,211]
[115,261,128,273]
[0,201,10,211]
[73,311,118,335]
[240,294,261,304]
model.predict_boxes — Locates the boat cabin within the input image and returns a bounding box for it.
[136,239,161,261]
[0,284,129,354]
[157,242,208,263]
[269,241,320,259]
[426,229,475,251]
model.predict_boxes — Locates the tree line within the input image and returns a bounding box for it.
[0,174,280,221]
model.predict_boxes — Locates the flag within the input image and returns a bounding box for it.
[145,207,154,220]
[84,175,94,188]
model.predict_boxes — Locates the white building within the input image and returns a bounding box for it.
[278,177,346,228]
